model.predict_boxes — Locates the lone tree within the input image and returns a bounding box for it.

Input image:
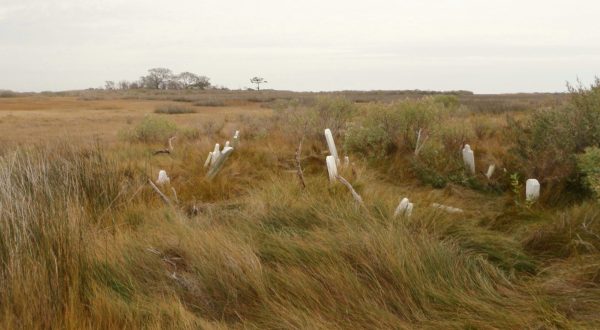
[104,81,115,90]
[141,68,173,89]
[177,72,211,89]
[250,77,267,90]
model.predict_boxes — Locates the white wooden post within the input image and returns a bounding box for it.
[156,170,170,185]
[394,197,410,217]
[486,164,495,179]
[462,144,475,174]
[324,129,340,166]
[326,155,338,183]
[206,147,234,180]
[406,203,414,217]
[211,143,221,166]
[526,179,540,201]
[203,152,213,168]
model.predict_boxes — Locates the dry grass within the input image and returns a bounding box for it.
[0,89,597,329]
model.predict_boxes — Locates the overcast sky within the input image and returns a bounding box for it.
[1,0,599,93]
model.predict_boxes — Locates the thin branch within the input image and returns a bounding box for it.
[336,174,364,207]
[153,136,176,155]
[148,179,172,205]
[171,187,179,204]
[414,128,428,156]
[295,136,306,189]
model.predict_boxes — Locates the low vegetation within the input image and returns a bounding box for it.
[0,84,599,328]
[154,104,197,114]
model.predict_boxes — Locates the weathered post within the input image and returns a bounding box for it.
[324,128,340,166]
[462,144,475,174]
[326,155,338,183]
[526,179,540,201]
[156,170,170,185]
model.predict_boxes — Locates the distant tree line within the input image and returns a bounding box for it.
[105,68,222,90]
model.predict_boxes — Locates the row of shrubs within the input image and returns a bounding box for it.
[127,80,600,204]
[270,80,600,203]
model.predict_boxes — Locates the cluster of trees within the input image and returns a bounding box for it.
[105,68,212,90]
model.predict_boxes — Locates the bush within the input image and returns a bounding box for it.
[154,104,196,114]
[0,90,17,98]
[313,97,355,135]
[507,79,600,200]
[577,147,600,199]
[344,123,394,159]
[273,97,355,143]
[193,99,226,107]
[121,116,178,142]
[344,97,454,158]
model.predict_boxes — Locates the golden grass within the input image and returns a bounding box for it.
[0,96,268,145]
[0,90,597,329]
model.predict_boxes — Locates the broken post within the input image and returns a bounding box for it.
[210,143,221,166]
[206,146,234,180]
[156,170,170,185]
[326,155,338,183]
[526,179,540,201]
[394,197,411,217]
[324,128,340,166]
[203,152,213,168]
[486,164,495,179]
[462,144,475,174]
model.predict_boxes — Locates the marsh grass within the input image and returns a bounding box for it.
[154,104,196,114]
[0,88,599,328]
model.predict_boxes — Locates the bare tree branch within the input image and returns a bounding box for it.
[336,174,365,207]
[295,136,306,189]
[148,179,172,205]
[153,136,176,155]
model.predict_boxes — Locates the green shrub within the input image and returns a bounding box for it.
[507,79,600,200]
[433,94,460,109]
[313,97,355,135]
[121,116,178,142]
[577,147,600,199]
[344,123,394,159]
[344,97,454,159]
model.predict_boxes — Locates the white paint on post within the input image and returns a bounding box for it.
[203,152,213,168]
[211,143,221,166]
[406,203,414,217]
[486,164,495,179]
[324,129,340,165]
[394,197,410,217]
[156,170,170,185]
[526,179,540,201]
[206,147,234,180]
[326,155,338,183]
[462,144,475,174]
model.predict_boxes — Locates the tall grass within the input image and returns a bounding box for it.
[1,87,599,328]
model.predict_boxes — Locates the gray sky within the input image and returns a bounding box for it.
[1,0,599,93]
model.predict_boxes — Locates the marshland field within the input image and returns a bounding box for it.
[1,86,600,329]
